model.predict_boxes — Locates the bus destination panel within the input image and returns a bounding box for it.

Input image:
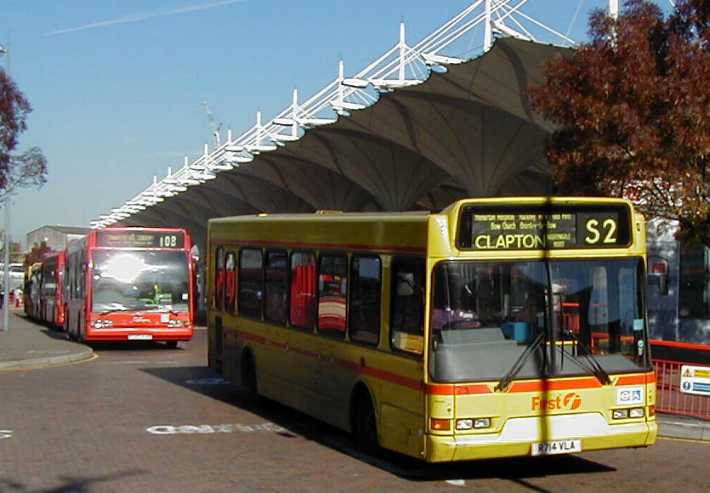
[96,231,185,249]
[459,204,631,250]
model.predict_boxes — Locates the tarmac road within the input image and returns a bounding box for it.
[0,323,708,493]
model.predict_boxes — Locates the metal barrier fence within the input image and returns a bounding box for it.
[653,358,710,419]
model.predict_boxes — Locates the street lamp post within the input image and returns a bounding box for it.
[1,44,10,332]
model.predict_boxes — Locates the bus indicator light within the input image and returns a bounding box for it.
[430,418,451,431]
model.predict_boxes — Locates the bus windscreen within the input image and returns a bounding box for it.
[91,250,190,312]
[458,204,631,250]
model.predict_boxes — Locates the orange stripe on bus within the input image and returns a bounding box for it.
[616,373,655,385]
[232,330,656,394]
[424,384,491,395]
[509,377,602,392]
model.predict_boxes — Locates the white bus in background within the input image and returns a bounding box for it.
[646,219,710,346]
[0,263,25,293]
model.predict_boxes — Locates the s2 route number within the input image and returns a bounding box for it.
[585,218,617,245]
[160,235,178,248]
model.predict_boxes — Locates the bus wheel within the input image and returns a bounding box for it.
[165,341,178,349]
[241,351,258,399]
[353,392,378,454]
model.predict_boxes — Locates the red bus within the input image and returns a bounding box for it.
[39,251,66,329]
[64,227,195,346]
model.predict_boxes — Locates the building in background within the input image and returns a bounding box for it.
[26,225,90,252]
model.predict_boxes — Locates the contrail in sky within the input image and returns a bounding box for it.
[46,0,245,36]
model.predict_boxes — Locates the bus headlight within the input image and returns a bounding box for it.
[612,409,629,419]
[612,408,644,419]
[91,319,113,329]
[455,419,473,430]
[168,319,185,328]
[473,418,491,429]
[629,407,645,418]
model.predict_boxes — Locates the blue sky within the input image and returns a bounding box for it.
[2,0,672,246]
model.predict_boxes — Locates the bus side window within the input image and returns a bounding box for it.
[349,255,381,346]
[214,247,225,310]
[225,251,236,314]
[317,254,348,339]
[265,250,288,325]
[390,257,425,355]
[239,248,264,319]
[290,251,316,330]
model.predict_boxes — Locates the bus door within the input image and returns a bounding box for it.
[313,254,353,423]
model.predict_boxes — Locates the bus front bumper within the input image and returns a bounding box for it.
[424,414,657,462]
[84,327,194,342]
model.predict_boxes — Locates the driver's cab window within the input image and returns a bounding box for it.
[431,262,547,346]
[390,257,425,354]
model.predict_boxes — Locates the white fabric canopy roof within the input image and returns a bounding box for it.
[127,38,566,249]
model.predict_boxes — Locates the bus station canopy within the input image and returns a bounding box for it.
[125,38,566,248]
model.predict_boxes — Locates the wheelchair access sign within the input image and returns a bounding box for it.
[680,365,710,396]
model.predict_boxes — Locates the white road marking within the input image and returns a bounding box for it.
[0,430,13,440]
[105,360,150,365]
[146,422,286,435]
[26,350,71,355]
[185,377,230,385]
[446,479,466,487]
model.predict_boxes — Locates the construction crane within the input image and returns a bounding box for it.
[202,100,223,148]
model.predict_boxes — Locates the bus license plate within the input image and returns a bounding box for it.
[531,440,582,456]
[128,334,153,340]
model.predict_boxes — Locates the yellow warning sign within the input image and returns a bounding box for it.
[680,365,710,396]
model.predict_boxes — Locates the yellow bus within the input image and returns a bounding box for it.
[207,197,657,462]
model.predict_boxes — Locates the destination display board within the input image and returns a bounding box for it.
[458,204,631,250]
[96,231,185,249]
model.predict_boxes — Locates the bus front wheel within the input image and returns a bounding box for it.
[353,392,378,454]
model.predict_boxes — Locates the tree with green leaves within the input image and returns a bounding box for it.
[530,0,709,246]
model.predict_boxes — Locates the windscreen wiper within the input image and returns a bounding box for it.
[560,329,611,385]
[494,332,546,392]
[97,307,129,315]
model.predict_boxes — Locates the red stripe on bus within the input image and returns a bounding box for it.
[231,330,656,394]
[238,331,267,345]
[360,366,422,391]
[233,330,421,391]
[213,238,425,254]
[650,339,710,351]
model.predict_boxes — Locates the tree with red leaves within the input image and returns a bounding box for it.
[530,0,709,247]
[0,65,47,200]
